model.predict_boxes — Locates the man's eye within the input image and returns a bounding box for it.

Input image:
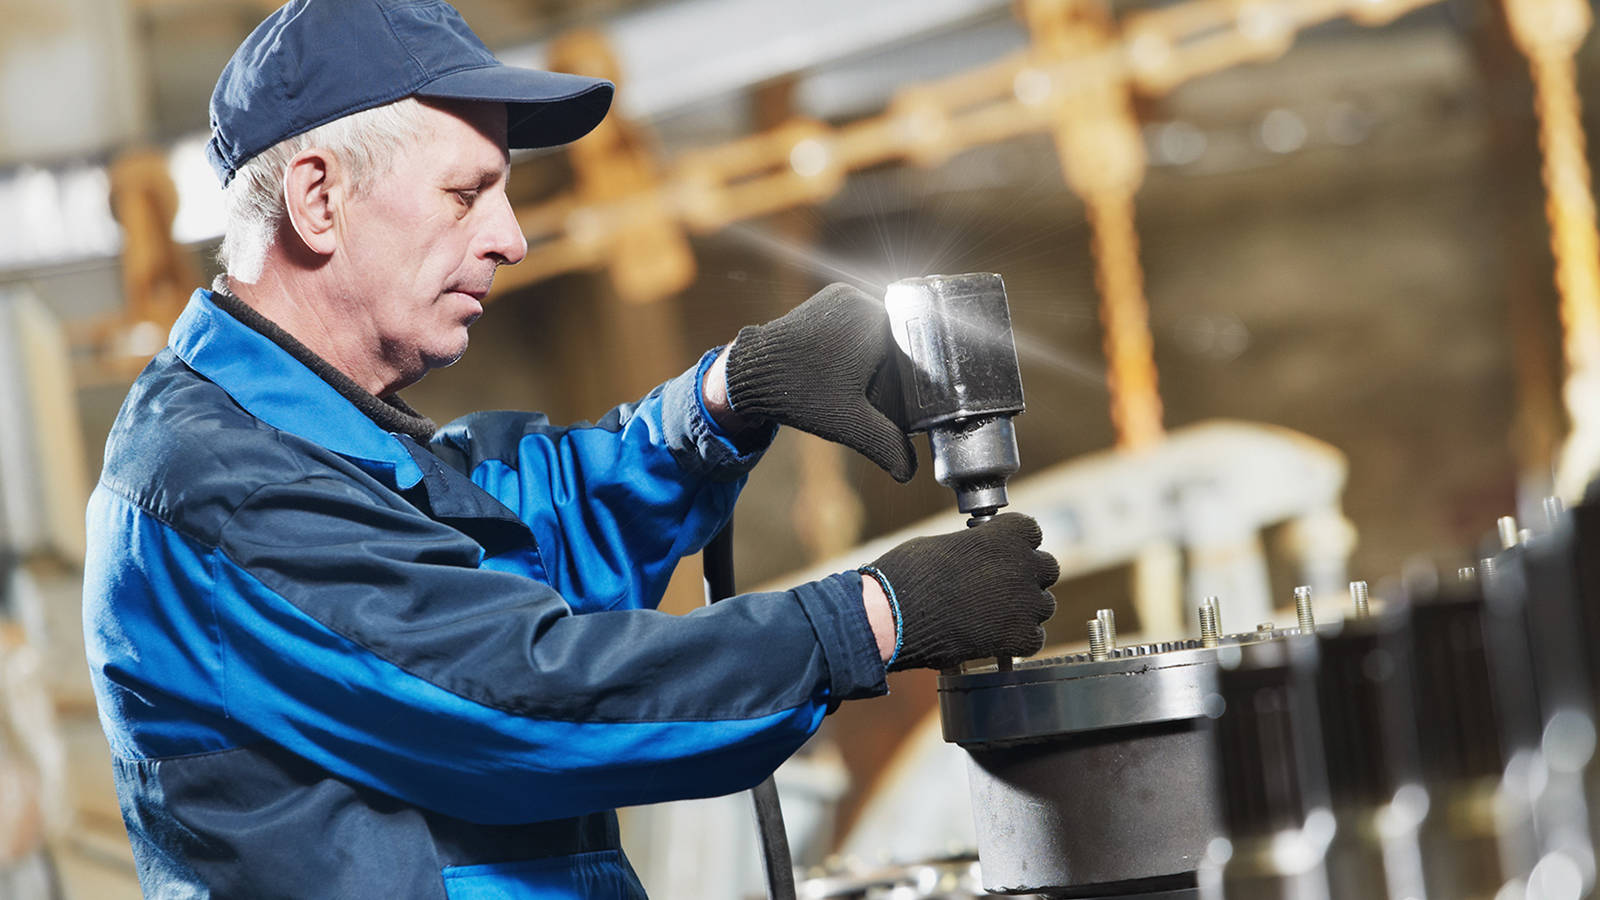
[454,190,480,207]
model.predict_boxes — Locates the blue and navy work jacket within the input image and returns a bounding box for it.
[84,289,889,898]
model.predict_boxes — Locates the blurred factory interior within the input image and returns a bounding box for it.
[5,0,1600,897]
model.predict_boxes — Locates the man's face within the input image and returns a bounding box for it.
[335,99,527,386]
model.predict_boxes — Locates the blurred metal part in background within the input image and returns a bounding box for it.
[1312,607,1428,900]
[1404,578,1541,898]
[1481,506,1600,899]
[926,490,1600,900]
[1203,635,1332,900]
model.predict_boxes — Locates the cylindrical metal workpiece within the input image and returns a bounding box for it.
[1206,636,1332,900]
[1404,583,1538,899]
[1315,614,1426,900]
[942,644,1229,895]
[1483,534,1599,895]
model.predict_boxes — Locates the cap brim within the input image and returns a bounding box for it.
[416,66,614,149]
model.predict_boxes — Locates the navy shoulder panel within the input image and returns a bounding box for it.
[98,352,378,542]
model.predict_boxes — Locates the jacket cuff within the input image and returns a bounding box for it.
[662,348,778,481]
[791,571,890,705]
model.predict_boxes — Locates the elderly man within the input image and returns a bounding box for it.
[84,1,1058,897]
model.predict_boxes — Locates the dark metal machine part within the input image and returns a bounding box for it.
[1573,501,1600,703]
[1488,524,1599,890]
[941,638,1277,897]
[1315,618,1411,811]
[885,272,1025,517]
[1209,636,1333,900]
[1497,528,1594,720]
[1402,583,1536,898]
[1313,615,1424,900]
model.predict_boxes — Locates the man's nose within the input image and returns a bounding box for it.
[482,191,529,266]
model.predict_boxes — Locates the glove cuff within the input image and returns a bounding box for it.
[724,323,794,422]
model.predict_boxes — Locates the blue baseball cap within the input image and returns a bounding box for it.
[206,0,614,185]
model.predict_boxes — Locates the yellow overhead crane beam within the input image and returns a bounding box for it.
[492,0,1445,505]
[495,0,1442,307]
[1504,0,1600,498]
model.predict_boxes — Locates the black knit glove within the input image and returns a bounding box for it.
[865,513,1060,671]
[726,283,916,482]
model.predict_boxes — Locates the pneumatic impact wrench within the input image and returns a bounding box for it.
[704,273,1027,900]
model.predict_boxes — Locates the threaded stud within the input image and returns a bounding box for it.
[1498,516,1520,550]
[1096,608,1117,650]
[1087,618,1110,660]
[1199,597,1222,648]
[1545,496,1566,528]
[1349,580,1371,619]
[1294,586,1315,633]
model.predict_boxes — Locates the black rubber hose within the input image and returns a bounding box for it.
[702,524,797,900]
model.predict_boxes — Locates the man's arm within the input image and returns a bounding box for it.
[89,470,1051,827]
[87,477,887,826]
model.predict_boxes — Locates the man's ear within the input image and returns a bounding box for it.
[281,148,340,257]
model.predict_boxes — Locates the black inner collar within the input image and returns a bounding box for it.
[208,284,438,445]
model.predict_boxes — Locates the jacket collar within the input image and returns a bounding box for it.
[169,289,425,490]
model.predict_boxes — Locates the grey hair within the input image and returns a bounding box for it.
[217,97,432,282]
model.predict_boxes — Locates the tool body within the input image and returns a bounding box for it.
[885,273,1025,521]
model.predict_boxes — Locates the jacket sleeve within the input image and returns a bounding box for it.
[202,470,886,825]
[429,349,778,614]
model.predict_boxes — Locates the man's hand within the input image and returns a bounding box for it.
[863,513,1059,671]
[723,283,917,482]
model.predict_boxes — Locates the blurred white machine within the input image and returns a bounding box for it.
[776,419,1352,643]
[0,287,84,899]
[0,287,90,565]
